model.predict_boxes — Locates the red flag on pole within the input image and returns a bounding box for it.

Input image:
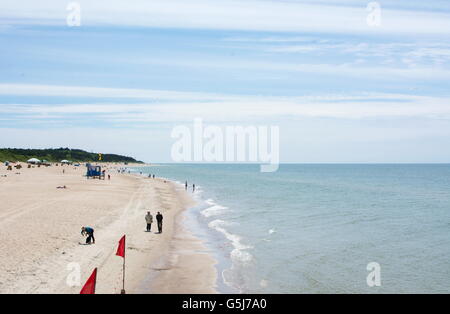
[80,268,97,294]
[116,235,126,258]
[116,235,126,294]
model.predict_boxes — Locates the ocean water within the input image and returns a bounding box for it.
[133,164,450,294]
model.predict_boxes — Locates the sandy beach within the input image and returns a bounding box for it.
[0,163,217,294]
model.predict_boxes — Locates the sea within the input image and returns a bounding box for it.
[131,164,450,294]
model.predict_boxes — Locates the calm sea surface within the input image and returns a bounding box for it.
[133,164,450,293]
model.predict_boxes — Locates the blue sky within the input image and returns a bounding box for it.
[1,0,450,162]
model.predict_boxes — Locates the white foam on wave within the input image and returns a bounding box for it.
[192,185,203,200]
[201,205,228,217]
[201,199,229,217]
[208,219,253,265]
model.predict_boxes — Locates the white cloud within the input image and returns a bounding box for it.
[111,55,450,80]
[1,0,450,35]
[263,40,450,67]
[2,84,450,122]
[0,83,226,101]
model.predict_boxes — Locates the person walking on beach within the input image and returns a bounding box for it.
[185,181,188,190]
[193,184,195,193]
[81,226,95,244]
[145,211,153,232]
[156,212,163,234]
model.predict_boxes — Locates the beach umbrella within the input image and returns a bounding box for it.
[61,160,70,164]
[27,158,41,164]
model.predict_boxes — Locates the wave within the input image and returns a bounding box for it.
[202,205,228,217]
[208,219,253,265]
[201,199,229,217]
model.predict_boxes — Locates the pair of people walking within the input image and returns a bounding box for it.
[145,211,164,234]
[185,181,195,193]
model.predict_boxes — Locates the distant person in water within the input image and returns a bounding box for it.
[81,226,95,244]
[156,212,163,233]
[145,211,153,232]
[193,184,195,193]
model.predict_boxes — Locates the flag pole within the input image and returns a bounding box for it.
[116,234,126,294]
[121,254,126,294]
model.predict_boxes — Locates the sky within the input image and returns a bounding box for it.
[1,0,450,163]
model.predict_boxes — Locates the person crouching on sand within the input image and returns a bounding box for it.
[145,211,153,232]
[156,212,163,234]
[81,226,95,244]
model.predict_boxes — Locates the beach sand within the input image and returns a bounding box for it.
[0,163,217,294]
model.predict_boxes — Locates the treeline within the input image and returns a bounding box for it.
[0,148,142,163]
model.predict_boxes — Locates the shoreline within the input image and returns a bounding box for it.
[135,175,218,294]
[130,167,242,295]
[0,162,217,294]
[129,169,219,294]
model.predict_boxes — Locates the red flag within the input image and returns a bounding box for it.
[116,235,126,258]
[80,268,97,294]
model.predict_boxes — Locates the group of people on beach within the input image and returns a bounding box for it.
[79,171,191,245]
[80,212,164,245]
